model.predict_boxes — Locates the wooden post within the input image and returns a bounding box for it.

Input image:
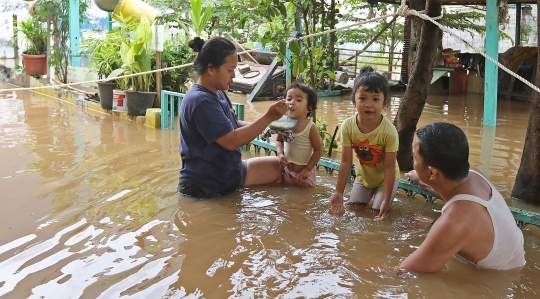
[484,0,499,126]
[354,51,358,77]
[13,15,18,58]
[515,4,522,46]
[228,34,258,64]
[286,31,299,88]
[156,51,161,107]
[47,20,51,79]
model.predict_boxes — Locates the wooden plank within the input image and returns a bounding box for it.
[247,58,280,103]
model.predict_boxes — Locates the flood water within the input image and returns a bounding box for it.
[1,81,540,298]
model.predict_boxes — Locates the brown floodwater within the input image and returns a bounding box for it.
[1,81,540,298]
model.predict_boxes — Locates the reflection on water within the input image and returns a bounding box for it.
[0,83,539,298]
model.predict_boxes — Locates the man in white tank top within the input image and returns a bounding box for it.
[399,122,525,272]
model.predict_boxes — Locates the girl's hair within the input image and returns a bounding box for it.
[188,37,236,76]
[352,66,390,102]
[285,81,318,118]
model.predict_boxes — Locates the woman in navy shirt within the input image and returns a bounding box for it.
[178,37,287,197]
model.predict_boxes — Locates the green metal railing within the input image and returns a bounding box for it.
[161,90,184,130]
[161,90,245,131]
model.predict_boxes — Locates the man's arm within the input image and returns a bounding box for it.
[399,212,468,272]
[405,170,438,195]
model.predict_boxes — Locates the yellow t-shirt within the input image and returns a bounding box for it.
[340,115,400,188]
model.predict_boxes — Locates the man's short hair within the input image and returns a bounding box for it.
[415,122,470,180]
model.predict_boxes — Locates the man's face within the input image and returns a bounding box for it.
[412,137,430,183]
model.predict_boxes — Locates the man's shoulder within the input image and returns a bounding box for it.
[438,200,486,231]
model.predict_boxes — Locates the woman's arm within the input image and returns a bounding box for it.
[374,151,397,221]
[216,99,287,150]
[237,120,250,127]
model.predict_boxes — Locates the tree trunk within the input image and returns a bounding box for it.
[511,2,540,205]
[393,0,441,171]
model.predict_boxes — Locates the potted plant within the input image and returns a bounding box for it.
[109,15,156,116]
[80,15,135,109]
[18,16,47,76]
[155,38,192,93]
[30,0,89,83]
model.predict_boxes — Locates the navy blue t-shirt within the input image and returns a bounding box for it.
[178,84,242,196]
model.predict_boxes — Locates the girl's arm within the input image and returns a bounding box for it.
[275,133,288,168]
[329,145,353,214]
[374,151,397,221]
[297,124,324,180]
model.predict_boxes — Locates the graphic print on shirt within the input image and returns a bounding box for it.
[352,140,383,166]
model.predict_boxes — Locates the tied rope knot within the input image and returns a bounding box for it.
[397,2,409,17]
[397,0,443,20]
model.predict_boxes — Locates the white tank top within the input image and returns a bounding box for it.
[284,121,315,165]
[441,169,526,270]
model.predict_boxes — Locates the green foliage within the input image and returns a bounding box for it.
[439,8,486,39]
[18,17,47,55]
[520,24,533,46]
[110,16,155,92]
[180,0,213,37]
[153,37,192,93]
[32,0,90,83]
[316,117,338,151]
[80,15,136,79]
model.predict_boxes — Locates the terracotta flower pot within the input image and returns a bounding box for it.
[21,53,47,76]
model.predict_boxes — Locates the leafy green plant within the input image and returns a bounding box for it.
[153,38,192,92]
[181,0,213,37]
[316,117,338,152]
[109,16,155,92]
[18,17,47,55]
[31,0,90,83]
[80,14,136,80]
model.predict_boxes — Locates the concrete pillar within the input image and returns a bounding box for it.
[69,0,80,66]
[484,0,499,126]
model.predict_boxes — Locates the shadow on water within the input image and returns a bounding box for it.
[0,82,539,298]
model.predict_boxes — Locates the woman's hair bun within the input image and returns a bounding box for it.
[188,37,205,52]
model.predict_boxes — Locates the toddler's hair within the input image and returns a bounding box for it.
[352,66,390,101]
[284,81,318,117]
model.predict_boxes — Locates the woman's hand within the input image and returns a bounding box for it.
[266,99,288,120]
